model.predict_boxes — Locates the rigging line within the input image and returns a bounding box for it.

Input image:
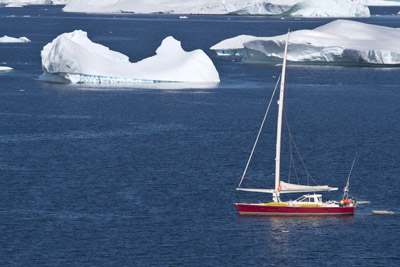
[287,128,319,186]
[288,131,293,183]
[291,149,301,185]
[284,113,314,185]
[238,75,281,188]
[285,112,293,183]
[284,113,300,184]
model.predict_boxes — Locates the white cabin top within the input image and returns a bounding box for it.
[293,194,323,204]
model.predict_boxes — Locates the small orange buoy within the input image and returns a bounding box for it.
[277,185,282,191]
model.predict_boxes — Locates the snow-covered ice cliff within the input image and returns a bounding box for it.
[282,0,369,17]
[63,0,369,17]
[40,30,220,84]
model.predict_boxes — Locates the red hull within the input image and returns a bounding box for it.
[234,203,355,216]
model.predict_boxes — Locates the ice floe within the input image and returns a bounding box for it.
[0,66,13,72]
[40,30,220,85]
[212,20,400,66]
[63,0,369,17]
[0,36,31,43]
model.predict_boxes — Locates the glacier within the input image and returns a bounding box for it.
[211,20,400,66]
[40,30,220,85]
[282,0,370,17]
[63,0,369,17]
[0,36,31,43]
[0,0,68,6]
[63,0,293,15]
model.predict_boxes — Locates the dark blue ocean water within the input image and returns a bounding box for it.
[0,5,400,266]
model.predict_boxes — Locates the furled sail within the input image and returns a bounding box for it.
[237,181,337,194]
[279,181,338,193]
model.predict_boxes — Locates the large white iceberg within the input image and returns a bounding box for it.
[40,30,220,84]
[0,36,31,43]
[212,20,400,66]
[63,0,369,17]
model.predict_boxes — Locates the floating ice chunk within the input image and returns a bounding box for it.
[0,66,13,72]
[0,36,31,43]
[212,20,400,66]
[40,30,220,84]
[282,0,370,17]
[5,4,25,7]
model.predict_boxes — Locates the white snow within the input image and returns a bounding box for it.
[40,30,220,85]
[0,36,31,43]
[63,0,369,17]
[212,20,400,66]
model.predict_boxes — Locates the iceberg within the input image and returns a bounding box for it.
[211,35,262,56]
[212,20,400,66]
[63,0,368,16]
[0,36,31,43]
[40,30,220,85]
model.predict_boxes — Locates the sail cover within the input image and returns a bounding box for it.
[237,181,337,194]
[280,181,338,193]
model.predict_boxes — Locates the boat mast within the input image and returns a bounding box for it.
[274,31,290,202]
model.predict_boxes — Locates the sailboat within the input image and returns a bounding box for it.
[234,32,356,216]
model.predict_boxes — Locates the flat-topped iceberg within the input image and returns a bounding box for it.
[63,0,369,17]
[0,36,31,43]
[40,30,220,84]
[212,20,400,66]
